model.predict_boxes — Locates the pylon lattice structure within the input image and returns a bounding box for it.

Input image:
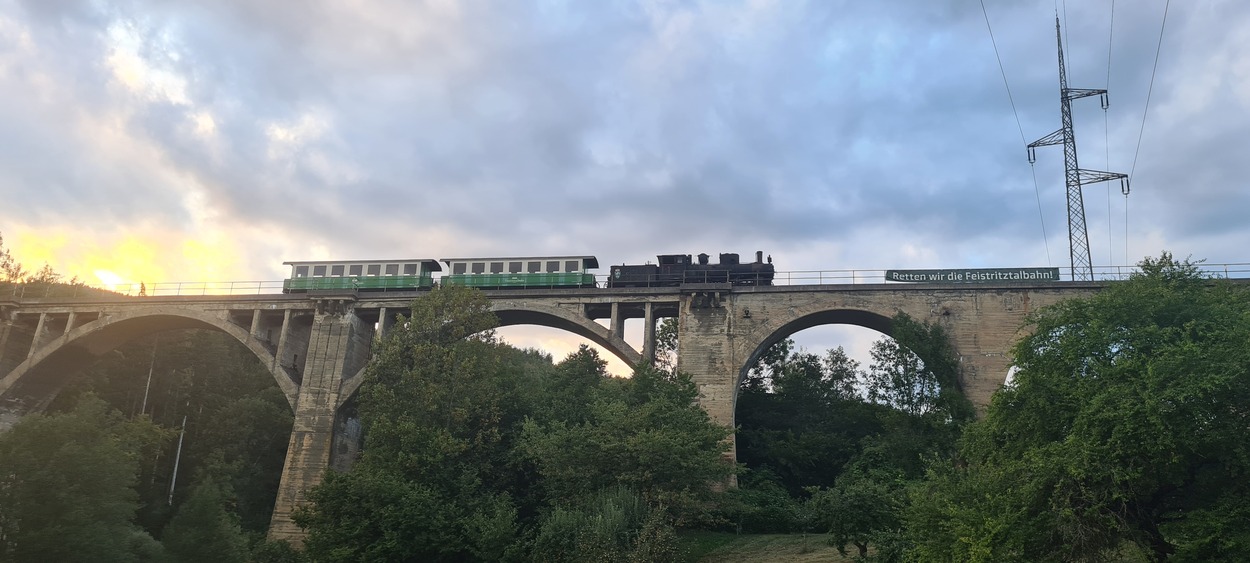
[1028,17,1130,281]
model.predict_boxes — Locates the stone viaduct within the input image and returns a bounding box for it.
[0,281,1100,542]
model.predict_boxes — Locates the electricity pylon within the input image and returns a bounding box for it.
[1028,17,1129,281]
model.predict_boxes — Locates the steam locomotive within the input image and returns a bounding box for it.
[607,251,774,287]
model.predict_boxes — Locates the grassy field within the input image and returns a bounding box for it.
[680,531,858,562]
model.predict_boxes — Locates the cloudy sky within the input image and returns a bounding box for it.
[2,0,1246,366]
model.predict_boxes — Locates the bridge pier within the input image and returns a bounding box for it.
[642,302,657,362]
[675,287,748,484]
[268,300,372,544]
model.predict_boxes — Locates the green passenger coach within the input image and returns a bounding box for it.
[440,256,599,289]
[282,259,441,293]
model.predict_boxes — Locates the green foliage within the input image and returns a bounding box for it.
[300,285,735,559]
[806,468,907,560]
[299,285,532,561]
[532,486,680,563]
[53,330,295,536]
[0,395,170,562]
[736,346,886,495]
[161,480,249,563]
[734,314,970,557]
[718,470,803,534]
[530,344,610,425]
[906,253,1250,562]
[654,317,679,370]
[520,363,733,523]
[866,313,973,423]
[297,469,498,562]
[249,539,308,563]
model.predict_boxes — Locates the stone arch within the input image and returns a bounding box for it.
[737,307,896,393]
[0,308,299,412]
[491,302,643,369]
[333,302,645,410]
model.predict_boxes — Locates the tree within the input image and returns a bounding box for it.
[864,313,972,423]
[653,317,679,370]
[520,363,733,523]
[300,285,738,559]
[736,345,883,495]
[0,231,26,284]
[53,329,296,536]
[161,480,249,563]
[298,285,530,561]
[907,253,1250,562]
[807,466,907,560]
[0,395,169,562]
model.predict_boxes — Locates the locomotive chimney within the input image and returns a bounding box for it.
[755,250,763,264]
[698,253,709,265]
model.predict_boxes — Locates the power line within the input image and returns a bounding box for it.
[1129,0,1171,180]
[1105,0,1115,266]
[980,0,1051,265]
[1061,0,1071,69]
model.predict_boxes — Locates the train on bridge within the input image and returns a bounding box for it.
[281,251,774,293]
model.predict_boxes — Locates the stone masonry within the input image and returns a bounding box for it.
[0,281,1105,543]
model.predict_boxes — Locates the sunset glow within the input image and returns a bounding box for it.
[7,225,249,289]
[93,269,124,287]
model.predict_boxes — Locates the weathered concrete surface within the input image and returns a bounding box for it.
[0,282,1108,543]
[675,282,1100,472]
[268,300,371,544]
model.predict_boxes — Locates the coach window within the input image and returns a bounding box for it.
[454,263,467,275]
[349,265,363,276]
[565,260,579,272]
[313,265,327,277]
[546,261,559,272]
[403,263,419,276]
[385,264,399,276]
[471,262,485,274]
[331,265,345,277]
[528,261,541,273]
[367,264,381,276]
[295,266,309,278]
[490,262,504,274]
[509,262,522,273]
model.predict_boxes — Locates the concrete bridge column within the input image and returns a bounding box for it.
[675,291,748,479]
[609,302,625,340]
[249,310,263,340]
[273,310,293,375]
[26,313,50,360]
[268,303,370,544]
[642,302,656,362]
[378,307,396,337]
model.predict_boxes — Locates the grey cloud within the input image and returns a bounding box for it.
[1,0,1247,279]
